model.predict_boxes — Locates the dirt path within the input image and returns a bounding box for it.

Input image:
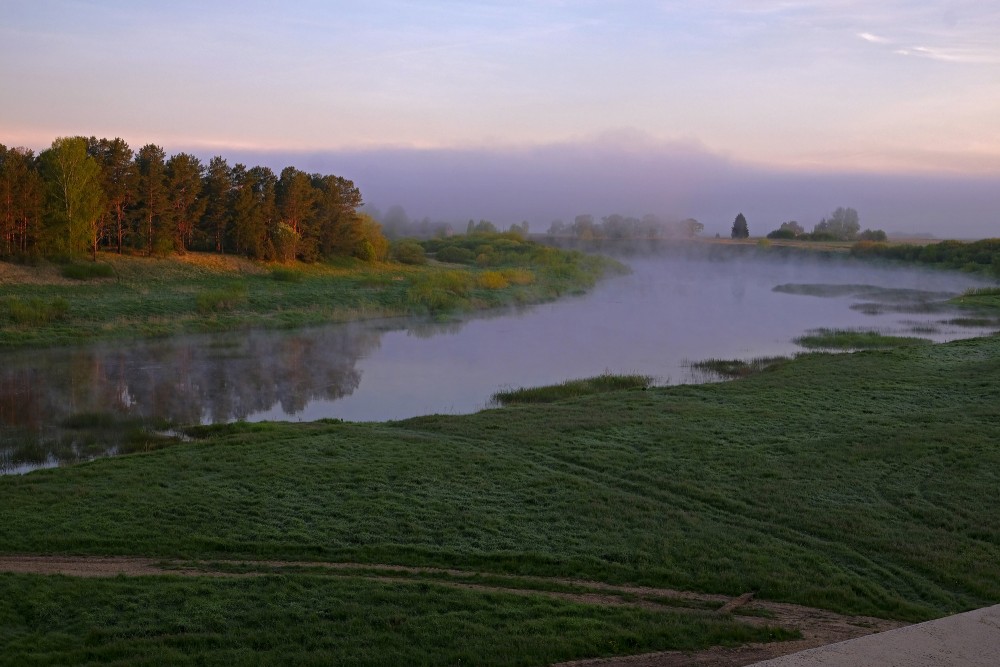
[0,555,903,666]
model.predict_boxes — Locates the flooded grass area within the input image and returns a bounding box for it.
[794,329,933,350]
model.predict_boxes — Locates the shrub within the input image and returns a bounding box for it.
[501,268,534,285]
[392,240,427,265]
[477,271,509,289]
[766,228,796,240]
[436,246,476,264]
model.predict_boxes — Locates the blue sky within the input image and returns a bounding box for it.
[3,1,999,235]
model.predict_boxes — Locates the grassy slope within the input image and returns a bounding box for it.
[0,244,614,349]
[1,336,998,626]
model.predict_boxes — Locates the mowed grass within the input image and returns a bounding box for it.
[0,573,786,667]
[1,335,999,626]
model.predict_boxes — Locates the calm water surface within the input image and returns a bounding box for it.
[2,252,995,473]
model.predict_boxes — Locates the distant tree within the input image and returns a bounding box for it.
[547,219,566,236]
[380,204,409,239]
[572,214,596,240]
[39,137,105,259]
[0,145,44,258]
[310,173,364,259]
[133,144,170,256]
[814,207,860,241]
[679,218,704,238]
[165,153,205,252]
[87,137,136,254]
[731,213,749,239]
[859,228,887,242]
[472,219,497,234]
[231,165,276,259]
[200,156,233,253]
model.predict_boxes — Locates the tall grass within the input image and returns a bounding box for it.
[195,284,248,313]
[491,373,653,405]
[794,329,931,350]
[0,296,69,325]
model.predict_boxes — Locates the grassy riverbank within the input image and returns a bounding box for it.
[1,333,998,662]
[0,233,618,349]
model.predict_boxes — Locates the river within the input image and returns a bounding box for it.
[1,248,995,473]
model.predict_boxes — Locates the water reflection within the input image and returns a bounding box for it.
[3,252,996,474]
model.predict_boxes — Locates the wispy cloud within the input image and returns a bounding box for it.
[857,32,890,44]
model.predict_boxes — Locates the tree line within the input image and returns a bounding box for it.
[0,136,386,262]
[547,214,703,240]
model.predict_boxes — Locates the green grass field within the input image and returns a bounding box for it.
[0,238,618,349]
[2,245,999,664]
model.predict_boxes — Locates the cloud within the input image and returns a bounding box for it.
[216,137,1000,239]
[857,32,890,44]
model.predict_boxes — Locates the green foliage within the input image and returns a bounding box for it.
[492,373,654,405]
[731,213,749,239]
[59,262,114,280]
[0,241,610,347]
[436,245,476,264]
[794,329,932,349]
[196,284,248,313]
[766,228,796,240]
[391,239,427,265]
[851,238,1000,277]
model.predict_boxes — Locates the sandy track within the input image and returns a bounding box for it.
[0,555,903,666]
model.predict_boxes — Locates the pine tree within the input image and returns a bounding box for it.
[731,213,749,239]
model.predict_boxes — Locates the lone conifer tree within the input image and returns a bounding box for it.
[731,213,749,239]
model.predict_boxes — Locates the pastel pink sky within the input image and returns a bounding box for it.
[3,1,999,236]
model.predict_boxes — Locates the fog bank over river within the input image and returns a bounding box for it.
[2,249,996,473]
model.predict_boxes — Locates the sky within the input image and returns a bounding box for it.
[2,1,999,237]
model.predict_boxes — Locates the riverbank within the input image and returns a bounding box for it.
[0,233,620,349]
[1,331,998,664]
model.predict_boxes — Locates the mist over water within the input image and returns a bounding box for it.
[1,249,995,473]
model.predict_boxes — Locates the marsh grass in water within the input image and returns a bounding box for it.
[491,373,654,406]
[690,357,788,379]
[794,328,931,350]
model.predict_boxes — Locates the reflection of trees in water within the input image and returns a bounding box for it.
[0,323,384,429]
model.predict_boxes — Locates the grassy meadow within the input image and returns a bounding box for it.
[1,329,999,663]
[0,233,619,349]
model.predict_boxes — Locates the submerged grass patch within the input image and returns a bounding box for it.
[491,373,654,406]
[690,357,788,379]
[794,328,932,350]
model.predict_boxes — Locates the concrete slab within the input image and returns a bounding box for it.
[749,604,1000,666]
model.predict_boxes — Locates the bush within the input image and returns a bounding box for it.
[766,228,797,240]
[392,240,427,265]
[859,229,888,242]
[477,271,509,289]
[436,246,476,264]
[60,263,115,280]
